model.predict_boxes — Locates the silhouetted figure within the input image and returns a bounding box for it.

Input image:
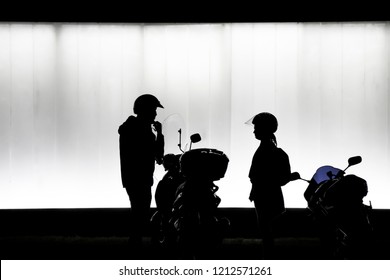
[248,112,291,259]
[150,153,184,250]
[118,94,164,248]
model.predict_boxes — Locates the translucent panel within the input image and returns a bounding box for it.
[0,22,389,209]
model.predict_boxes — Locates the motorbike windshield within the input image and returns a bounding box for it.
[312,165,342,185]
[162,113,185,154]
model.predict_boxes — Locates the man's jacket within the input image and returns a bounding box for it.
[118,116,164,188]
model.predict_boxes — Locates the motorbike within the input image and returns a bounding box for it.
[291,156,374,259]
[150,127,230,259]
[150,152,184,251]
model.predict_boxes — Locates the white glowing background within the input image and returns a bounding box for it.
[0,22,389,209]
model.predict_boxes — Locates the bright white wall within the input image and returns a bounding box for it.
[0,22,389,209]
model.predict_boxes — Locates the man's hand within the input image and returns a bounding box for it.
[153,121,163,135]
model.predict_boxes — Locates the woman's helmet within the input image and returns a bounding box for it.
[133,94,164,114]
[252,112,278,133]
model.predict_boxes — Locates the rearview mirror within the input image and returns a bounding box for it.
[348,156,362,167]
[190,133,201,144]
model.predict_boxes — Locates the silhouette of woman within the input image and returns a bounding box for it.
[248,112,291,259]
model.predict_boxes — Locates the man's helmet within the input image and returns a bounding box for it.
[252,112,278,133]
[133,94,164,114]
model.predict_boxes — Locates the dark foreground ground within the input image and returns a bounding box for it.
[1,208,389,260]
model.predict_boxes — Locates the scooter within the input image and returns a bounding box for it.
[150,152,184,251]
[151,129,229,259]
[150,131,201,249]
[170,146,230,259]
[291,156,373,259]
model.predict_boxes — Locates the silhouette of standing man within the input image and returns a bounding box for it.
[248,112,291,259]
[118,94,164,246]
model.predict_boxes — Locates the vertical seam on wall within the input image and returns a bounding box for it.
[186,25,190,138]
[76,24,80,164]
[208,24,212,147]
[32,24,36,180]
[8,24,13,182]
[274,23,277,112]
[385,22,390,168]
[229,24,234,155]
[164,25,167,102]
[319,23,323,160]
[54,24,58,175]
[342,23,345,142]
[98,23,103,174]
[251,23,254,115]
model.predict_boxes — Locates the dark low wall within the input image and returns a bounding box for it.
[2,207,389,238]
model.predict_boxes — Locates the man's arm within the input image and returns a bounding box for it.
[153,121,164,165]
